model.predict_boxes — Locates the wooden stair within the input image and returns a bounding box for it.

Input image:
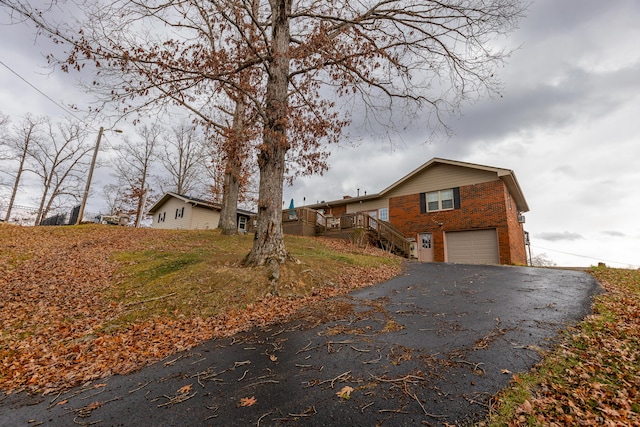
[282,208,411,258]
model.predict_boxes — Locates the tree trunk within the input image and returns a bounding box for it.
[218,97,246,235]
[134,186,146,228]
[35,182,50,225]
[134,163,149,228]
[243,144,289,267]
[5,141,29,222]
[218,167,241,234]
[243,0,292,274]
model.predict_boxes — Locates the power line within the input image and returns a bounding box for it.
[0,59,82,120]
[531,245,639,269]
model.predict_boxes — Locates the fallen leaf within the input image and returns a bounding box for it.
[269,354,278,362]
[0,225,401,396]
[57,400,68,406]
[239,396,257,407]
[178,384,193,394]
[336,386,354,399]
[501,369,512,374]
[517,399,533,415]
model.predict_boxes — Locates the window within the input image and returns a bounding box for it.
[440,189,454,210]
[428,189,454,211]
[421,188,460,213]
[378,208,389,221]
[175,207,185,219]
[421,233,432,249]
[158,212,166,223]
[238,216,247,231]
[427,192,439,211]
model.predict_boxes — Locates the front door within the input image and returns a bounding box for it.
[417,233,434,262]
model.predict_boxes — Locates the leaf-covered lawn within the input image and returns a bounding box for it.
[0,224,401,395]
[487,267,640,426]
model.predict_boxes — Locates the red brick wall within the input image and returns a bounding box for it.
[389,180,526,264]
[504,188,528,265]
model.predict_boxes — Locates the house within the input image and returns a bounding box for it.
[302,158,529,265]
[147,192,254,231]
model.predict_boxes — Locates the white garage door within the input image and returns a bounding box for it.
[445,229,499,264]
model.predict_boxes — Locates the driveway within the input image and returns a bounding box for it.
[0,263,601,426]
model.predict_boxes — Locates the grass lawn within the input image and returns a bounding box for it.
[0,224,401,394]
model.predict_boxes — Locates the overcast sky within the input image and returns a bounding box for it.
[1,0,639,268]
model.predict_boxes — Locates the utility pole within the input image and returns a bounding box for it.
[76,127,104,225]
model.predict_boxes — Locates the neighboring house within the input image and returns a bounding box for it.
[303,158,529,265]
[147,192,254,232]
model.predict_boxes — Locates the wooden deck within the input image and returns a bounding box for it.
[278,207,412,258]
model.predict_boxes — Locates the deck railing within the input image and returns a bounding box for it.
[280,207,411,257]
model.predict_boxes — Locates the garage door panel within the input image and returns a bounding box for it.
[446,229,499,264]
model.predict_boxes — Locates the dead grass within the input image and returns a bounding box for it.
[0,224,402,394]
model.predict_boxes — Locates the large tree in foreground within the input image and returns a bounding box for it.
[2,0,526,275]
[238,0,526,272]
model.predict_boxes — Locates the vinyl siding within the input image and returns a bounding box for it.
[385,163,499,199]
[151,197,192,229]
[190,206,220,230]
[345,199,388,213]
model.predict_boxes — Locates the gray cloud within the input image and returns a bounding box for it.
[537,231,584,242]
[2,0,640,268]
[602,230,626,238]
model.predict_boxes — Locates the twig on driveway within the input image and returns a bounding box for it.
[156,391,197,407]
[363,351,382,364]
[403,386,446,419]
[288,406,317,417]
[455,359,486,374]
[370,373,425,384]
[312,370,352,388]
[256,411,272,427]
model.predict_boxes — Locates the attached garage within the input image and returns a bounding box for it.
[445,229,499,264]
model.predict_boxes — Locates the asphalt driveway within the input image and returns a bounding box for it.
[0,263,601,426]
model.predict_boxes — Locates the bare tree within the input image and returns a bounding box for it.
[203,141,226,206]
[27,117,91,225]
[2,115,44,221]
[101,182,126,215]
[531,253,557,268]
[157,122,207,196]
[112,124,160,227]
[3,0,526,275]
[239,0,525,272]
[0,111,9,155]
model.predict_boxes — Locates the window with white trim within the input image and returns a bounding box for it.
[378,207,389,221]
[427,189,454,212]
[238,216,247,231]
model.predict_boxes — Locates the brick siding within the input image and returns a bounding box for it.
[389,180,526,264]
